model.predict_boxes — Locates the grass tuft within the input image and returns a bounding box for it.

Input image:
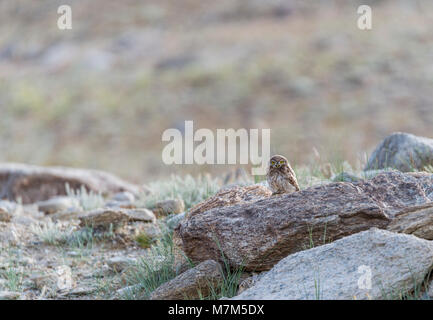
[137,174,220,210]
[123,223,187,299]
[65,183,105,211]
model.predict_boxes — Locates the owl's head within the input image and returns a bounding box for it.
[269,155,289,169]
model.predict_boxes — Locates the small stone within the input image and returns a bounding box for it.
[166,212,186,230]
[67,286,97,296]
[151,199,185,218]
[56,265,74,291]
[0,200,18,213]
[30,274,56,290]
[111,192,135,203]
[106,256,137,273]
[123,209,156,222]
[19,256,35,266]
[0,291,20,300]
[0,279,8,289]
[78,208,155,230]
[140,223,162,239]
[67,251,80,257]
[0,207,12,222]
[36,196,80,214]
[116,285,141,299]
[50,208,83,221]
[30,265,74,292]
[11,215,38,226]
[105,200,136,209]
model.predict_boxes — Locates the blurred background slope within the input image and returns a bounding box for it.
[1,0,433,182]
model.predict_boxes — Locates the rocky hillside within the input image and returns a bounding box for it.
[1,132,433,300]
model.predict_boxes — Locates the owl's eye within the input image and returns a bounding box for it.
[271,160,276,165]
[279,160,285,164]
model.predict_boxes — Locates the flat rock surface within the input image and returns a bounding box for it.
[0,163,140,204]
[233,229,433,300]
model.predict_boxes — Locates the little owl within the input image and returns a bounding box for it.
[266,155,300,195]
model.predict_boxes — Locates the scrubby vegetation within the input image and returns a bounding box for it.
[136,174,221,210]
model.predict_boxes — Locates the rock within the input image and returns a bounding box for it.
[386,203,433,240]
[50,208,83,221]
[66,286,97,297]
[55,265,75,291]
[0,200,17,213]
[115,220,162,245]
[150,260,223,300]
[11,215,39,227]
[0,291,20,300]
[0,279,7,288]
[36,196,80,214]
[166,212,186,230]
[30,266,75,292]
[111,192,135,203]
[30,273,56,290]
[117,208,156,222]
[233,229,433,300]
[66,251,80,257]
[105,200,136,209]
[0,207,11,222]
[0,200,19,222]
[365,132,433,172]
[138,223,162,240]
[187,184,272,219]
[151,199,185,218]
[237,273,266,295]
[175,171,433,271]
[105,191,137,209]
[0,202,40,225]
[79,208,155,229]
[106,256,137,273]
[0,163,141,204]
[0,223,28,245]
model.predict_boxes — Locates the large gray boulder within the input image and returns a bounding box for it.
[365,132,433,172]
[0,163,141,204]
[233,229,433,300]
[175,171,433,271]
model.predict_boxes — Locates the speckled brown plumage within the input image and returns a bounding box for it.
[266,155,300,195]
